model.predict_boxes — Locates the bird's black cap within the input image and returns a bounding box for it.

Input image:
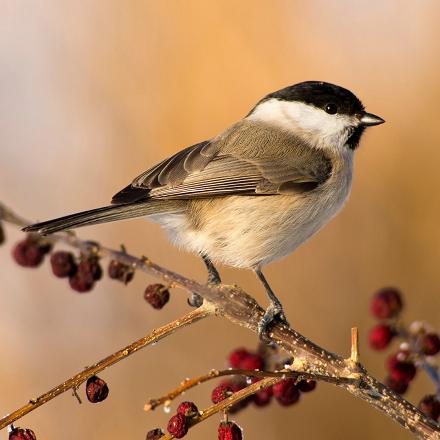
[262,81,365,116]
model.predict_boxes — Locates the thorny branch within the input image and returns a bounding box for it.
[1,201,440,439]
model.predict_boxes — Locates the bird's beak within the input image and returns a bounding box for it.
[359,112,385,126]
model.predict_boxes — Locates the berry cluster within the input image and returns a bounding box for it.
[215,345,316,411]
[368,287,440,421]
[11,235,172,309]
[147,344,316,438]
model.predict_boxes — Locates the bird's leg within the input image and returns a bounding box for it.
[254,267,289,342]
[188,254,221,307]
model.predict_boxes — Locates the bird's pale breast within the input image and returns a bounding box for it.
[153,152,353,269]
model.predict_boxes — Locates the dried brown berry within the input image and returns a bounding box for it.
[50,251,77,278]
[108,260,134,284]
[387,353,417,383]
[419,394,440,421]
[9,427,37,440]
[297,379,317,393]
[368,324,394,350]
[370,287,403,319]
[218,421,243,440]
[86,375,109,403]
[228,348,250,368]
[12,237,47,268]
[385,376,408,394]
[421,333,440,356]
[146,428,165,440]
[212,383,233,404]
[177,401,199,418]
[144,284,170,310]
[167,413,188,438]
[273,378,300,406]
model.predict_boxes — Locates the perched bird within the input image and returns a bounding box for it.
[24,81,384,340]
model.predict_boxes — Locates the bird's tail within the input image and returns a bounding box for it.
[22,200,184,235]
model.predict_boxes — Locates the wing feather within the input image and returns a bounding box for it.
[111,120,332,204]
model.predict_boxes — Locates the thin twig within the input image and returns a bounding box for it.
[144,367,357,412]
[0,306,212,430]
[1,203,440,439]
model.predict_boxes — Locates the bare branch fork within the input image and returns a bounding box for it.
[1,202,439,439]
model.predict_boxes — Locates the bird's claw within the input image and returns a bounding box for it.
[258,303,290,344]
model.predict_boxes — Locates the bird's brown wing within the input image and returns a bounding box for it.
[111,121,332,204]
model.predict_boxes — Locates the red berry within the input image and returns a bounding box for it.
[50,251,77,278]
[370,287,403,319]
[12,238,46,267]
[240,353,264,371]
[419,395,440,421]
[218,421,243,440]
[177,401,199,418]
[253,384,273,407]
[222,380,250,414]
[297,379,317,393]
[228,348,250,368]
[273,379,300,406]
[387,353,417,383]
[78,258,102,281]
[86,375,109,403]
[9,427,37,440]
[108,260,134,284]
[146,428,164,440]
[69,269,94,292]
[212,383,233,404]
[368,324,394,350]
[421,333,440,356]
[144,284,170,310]
[385,376,408,394]
[167,413,188,439]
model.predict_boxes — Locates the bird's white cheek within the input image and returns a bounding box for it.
[248,99,355,150]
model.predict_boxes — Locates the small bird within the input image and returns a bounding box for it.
[24,81,384,340]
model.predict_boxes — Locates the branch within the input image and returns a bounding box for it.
[0,306,212,430]
[144,367,357,412]
[1,202,440,439]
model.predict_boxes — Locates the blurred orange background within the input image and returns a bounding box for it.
[1,1,440,439]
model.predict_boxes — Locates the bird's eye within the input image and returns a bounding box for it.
[325,103,338,115]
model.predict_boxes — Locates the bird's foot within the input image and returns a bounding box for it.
[258,302,290,344]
